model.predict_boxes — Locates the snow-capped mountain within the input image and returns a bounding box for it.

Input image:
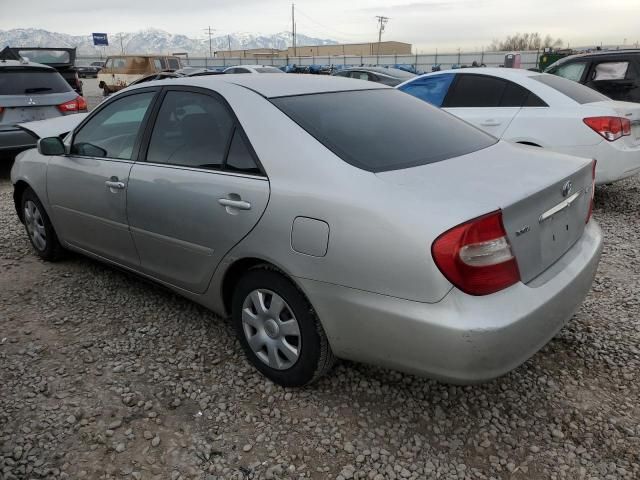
[0,28,337,56]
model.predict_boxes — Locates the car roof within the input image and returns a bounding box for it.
[421,67,540,81]
[151,73,389,98]
[551,50,640,67]
[0,59,55,70]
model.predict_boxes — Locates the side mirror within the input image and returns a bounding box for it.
[37,137,65,156]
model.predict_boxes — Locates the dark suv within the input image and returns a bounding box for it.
[545,50,640,103]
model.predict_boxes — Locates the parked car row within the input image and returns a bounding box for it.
[11,73,605,387]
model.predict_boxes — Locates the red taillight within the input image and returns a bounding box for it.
[583,116,631,141]
[431,210,521,296]
[586,159,596,223]
[57,96,87,113]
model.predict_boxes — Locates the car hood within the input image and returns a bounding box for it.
[18,112,88,138]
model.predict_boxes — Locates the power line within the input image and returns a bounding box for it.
[293,6,371,43]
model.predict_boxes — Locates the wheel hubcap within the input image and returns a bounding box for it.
[24,200,47,251]
[241,289,301,370]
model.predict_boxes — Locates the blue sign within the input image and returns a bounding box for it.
[92,33,109,46]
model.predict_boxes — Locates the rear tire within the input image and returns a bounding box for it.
[21,188,62,261]
[232,268,334,387]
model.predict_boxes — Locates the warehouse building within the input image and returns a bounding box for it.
[215,41,412,59]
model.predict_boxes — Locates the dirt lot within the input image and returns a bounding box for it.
[1,171,639,480]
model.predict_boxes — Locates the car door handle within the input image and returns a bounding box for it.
[480,120,502,126]
[105,180,125,190]
[218,198,251,210]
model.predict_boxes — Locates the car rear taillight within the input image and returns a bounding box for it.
[432,210,521,296]
[57,96,87,112]
[583,116,631,141]
[586,159,596,223]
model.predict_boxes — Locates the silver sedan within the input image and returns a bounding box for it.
[11,75,603,386]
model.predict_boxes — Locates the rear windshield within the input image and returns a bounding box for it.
[531,74,609,104]
[0,69,72,95]
[255,67,283,73]
[271,89,496,172]
[17,50,71,64]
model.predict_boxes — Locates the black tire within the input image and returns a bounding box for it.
[232,268,335,387]
[21,188,62,261]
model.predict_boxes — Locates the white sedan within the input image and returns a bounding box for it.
[397,68,640,184]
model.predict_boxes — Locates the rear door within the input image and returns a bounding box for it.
[47,88,158,265]
[126,87,269,293]
[442,73,521,138]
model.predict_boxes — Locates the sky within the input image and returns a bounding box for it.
[1,0,639,51]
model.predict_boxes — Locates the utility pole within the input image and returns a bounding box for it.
[291,3,296,56]
[228,35,231,53]
[375,16,389,65]
[118,33,124,54]
[204,26,215,59]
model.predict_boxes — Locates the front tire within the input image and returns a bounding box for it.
[21,188,62,261]
[232,268,334,387]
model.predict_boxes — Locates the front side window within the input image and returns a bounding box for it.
[399,73,455,107]
[71,92,155,159]
[553,62,588,82]
[445,74,507,108]
[146,90,234,169]
[153,59,163,70]
[272,89,496,172]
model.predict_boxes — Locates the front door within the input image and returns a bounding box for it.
[47,89,157,266]
[126,88,270,293]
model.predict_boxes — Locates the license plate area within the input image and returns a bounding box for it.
[539,200,583,267]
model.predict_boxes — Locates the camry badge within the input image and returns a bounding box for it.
[562,180,573,198]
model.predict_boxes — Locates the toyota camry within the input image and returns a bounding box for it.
[11,75,602,386]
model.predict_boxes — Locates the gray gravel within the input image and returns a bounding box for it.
[1,174,639,480]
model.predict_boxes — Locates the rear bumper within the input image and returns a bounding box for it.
[555,142,640,185]
[0,126,38,156]
[298,221,602,384]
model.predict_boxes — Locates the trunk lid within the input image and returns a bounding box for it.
[376,141,593,283]
[586,100,640,148]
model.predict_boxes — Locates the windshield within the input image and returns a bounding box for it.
[271,89,496,172]
[17,50,71,64]
[531,74,610,104]
[0,69,72,95]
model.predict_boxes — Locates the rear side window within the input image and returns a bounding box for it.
[271,89,496,172]
[167,58,180,70]
[399,73,455,107]
[531,74,609,104]
[592,62,629,81]
[225,129,261,174]
[146,90,234,169]
[445,74,506,107]
[501,81,547,107]
[0,68,72,95]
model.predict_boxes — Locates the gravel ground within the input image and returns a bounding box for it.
[1,172,639,480]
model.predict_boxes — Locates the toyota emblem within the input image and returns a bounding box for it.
[562,180,573,197]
